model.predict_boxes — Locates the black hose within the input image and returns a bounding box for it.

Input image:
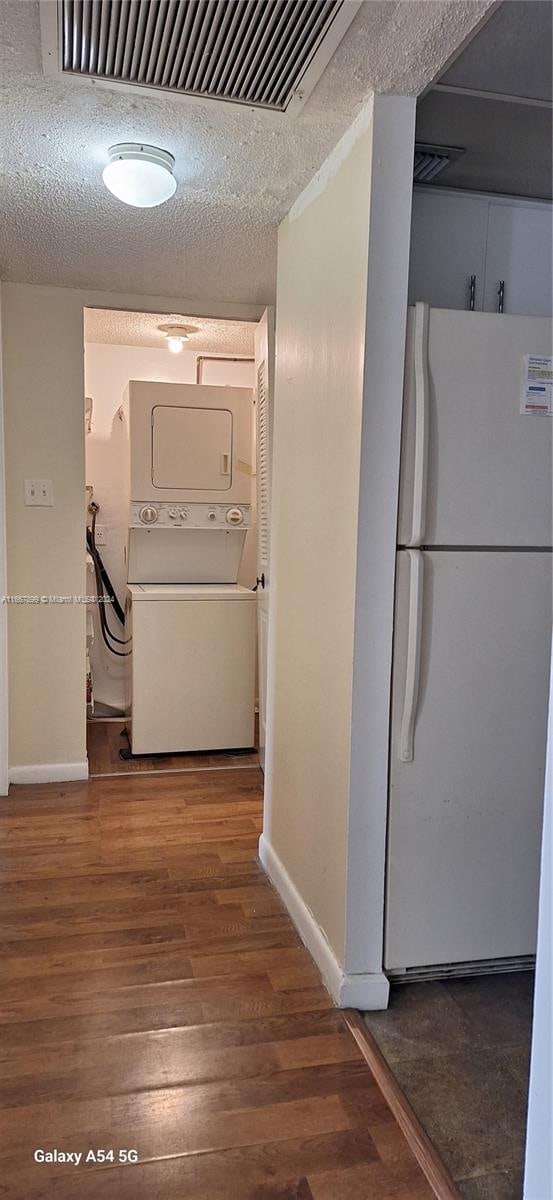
[90,549,131,658]
[86,513,131,656]
[87,535,130,647]
[88,512,126,625]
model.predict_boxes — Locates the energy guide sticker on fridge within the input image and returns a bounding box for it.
[520,355,553,415]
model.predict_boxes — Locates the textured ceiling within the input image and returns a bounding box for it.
[0,0,495,305]
[441,0,552,101]
[84,307,256,353]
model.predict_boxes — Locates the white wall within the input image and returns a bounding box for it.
[261,96,416,1008]
[346,95,416,977]
[84,343,254,710]
[0,284,262,781]
[524,646,553,1200]
[263,106,372,965]
[3,287,87,778]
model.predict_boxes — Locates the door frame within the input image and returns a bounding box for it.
[254,307,275,773]
[0,285,8,795]
[81,291,266,765]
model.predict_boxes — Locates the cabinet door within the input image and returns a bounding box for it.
[483,203,553,317]
[409,190,489,311]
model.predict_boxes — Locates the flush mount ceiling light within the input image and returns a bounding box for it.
[102,144,176,208]
[158,324,195,353]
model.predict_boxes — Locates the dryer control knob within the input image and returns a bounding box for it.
[226,507,244,525]
[139,505,158,525]
[179,508,189,520]
[168,507,178,519]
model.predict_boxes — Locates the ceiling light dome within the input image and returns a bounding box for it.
[102,143,176,208]
[158,323,196,353]
[159,324,192,353]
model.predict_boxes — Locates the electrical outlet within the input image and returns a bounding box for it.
[94,525,107,546]
[24,479,54,506]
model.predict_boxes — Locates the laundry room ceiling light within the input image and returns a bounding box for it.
[159,325,192,354]
[102,144,176,208]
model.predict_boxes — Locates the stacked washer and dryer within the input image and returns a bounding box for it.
[123,380,256,756]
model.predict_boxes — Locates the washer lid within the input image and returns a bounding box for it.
[127,583,255,601]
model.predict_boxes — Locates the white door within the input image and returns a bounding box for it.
[254,309,275,772]
[483,202,553,318]
[409,190,489,311]
[386,548,552,972]
[397,306,553,548]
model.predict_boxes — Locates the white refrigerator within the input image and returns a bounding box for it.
[385,304,553,976]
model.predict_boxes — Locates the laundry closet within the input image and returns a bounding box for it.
[83,310,272,774]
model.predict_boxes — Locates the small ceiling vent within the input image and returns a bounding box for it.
[414,142,465,183]
[40,0,361,115]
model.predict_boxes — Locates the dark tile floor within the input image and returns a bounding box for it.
[364,973,534,1199]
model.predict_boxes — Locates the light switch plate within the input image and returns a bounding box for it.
[24,479,54,506]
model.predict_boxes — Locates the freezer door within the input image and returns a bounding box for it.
[398,308,553,547]
[386,549,552,972]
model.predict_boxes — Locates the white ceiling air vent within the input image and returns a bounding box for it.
[414,142,465,183]
[40,0,362,116]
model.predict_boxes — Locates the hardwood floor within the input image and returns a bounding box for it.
[87,718,259,776]
[0,768,435,1198]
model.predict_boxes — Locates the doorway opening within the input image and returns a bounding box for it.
[83,306,272,779]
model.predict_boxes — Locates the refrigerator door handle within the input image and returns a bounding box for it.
[407,302,430,548]
[399,549,424,762]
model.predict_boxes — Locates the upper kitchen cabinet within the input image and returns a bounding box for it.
[408,190,489,311]
[409,189,553,317]
[483,202,553,317]
[411,1,552,318]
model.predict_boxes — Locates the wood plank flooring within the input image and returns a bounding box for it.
[0,768,435,1199]
[87,719,259,776]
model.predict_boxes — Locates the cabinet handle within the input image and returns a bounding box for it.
[497,280,505,314]
[469,274,476,311]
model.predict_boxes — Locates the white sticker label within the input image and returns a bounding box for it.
[521,355,553,415]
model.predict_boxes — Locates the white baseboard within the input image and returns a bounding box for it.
[9,760,89,785]
[258,834,389,1010]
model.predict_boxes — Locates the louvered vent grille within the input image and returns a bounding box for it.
[59,0,345,111]
[414,142,465,183]
[256,360,270,570]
